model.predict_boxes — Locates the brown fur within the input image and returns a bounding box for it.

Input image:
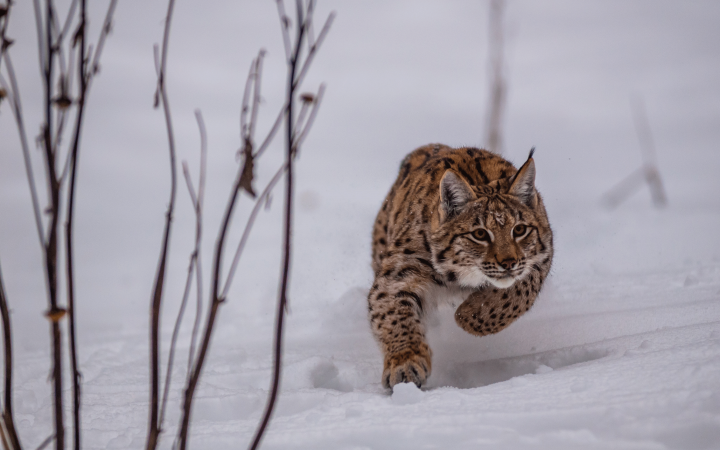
[368,144,553,389]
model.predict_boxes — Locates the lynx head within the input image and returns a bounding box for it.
[430,151,552,289]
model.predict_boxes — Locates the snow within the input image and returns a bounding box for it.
[1,1,720,449]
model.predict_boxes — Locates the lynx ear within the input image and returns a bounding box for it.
[508,148,537,207]
[440,170,476,220]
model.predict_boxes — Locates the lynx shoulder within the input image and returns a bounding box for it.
[368,144,553,389]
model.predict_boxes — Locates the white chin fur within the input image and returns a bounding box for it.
[456,267,492,288]
[488,276,516,289]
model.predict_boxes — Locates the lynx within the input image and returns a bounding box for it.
[368,144,553,389]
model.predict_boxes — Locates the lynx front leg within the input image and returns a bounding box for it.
[455,269,545,336]
[368,261,433,389]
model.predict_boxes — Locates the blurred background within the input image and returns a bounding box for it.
[0,0,719,370]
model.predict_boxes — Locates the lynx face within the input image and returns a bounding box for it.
[430,188,548,290]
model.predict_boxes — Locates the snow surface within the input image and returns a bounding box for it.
[1,1,720,449]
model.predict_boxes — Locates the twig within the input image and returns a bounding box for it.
[485,0,506,154]
[159,110,208,432]
[34,435,53,450]
[0,261,21,450]
[63,3,85,448]
[254,9,334,159]
[630,96,667,207]
[0,57,44,246]
[187,110,207,376]
[175,90,260,450]
[62,2,118,448]
[248,52,265,142]
[292,10,334,91]
[602,96,667,208]
[293,84,325,152]
[33,3,68,450]
[0,417,10,450]
[275,0,292,63]
[146,0,178,449]
[248,1,305,447]
[221,164,286,300]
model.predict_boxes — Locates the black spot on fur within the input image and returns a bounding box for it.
[502,293,509,300]
[397,291,423,312]
[446,271,457,282]
[416,258,434,269]
[421,232,431,252]
[403,249,416,255]
[396,267,419,279]
[458,166,474,185]
[474,159,490,184]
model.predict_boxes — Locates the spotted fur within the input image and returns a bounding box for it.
[368,144,553,389]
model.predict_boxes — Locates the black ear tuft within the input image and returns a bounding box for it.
[440,171,476,220]
[508,150,537,207]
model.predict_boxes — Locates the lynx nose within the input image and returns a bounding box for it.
[498,258,517,271]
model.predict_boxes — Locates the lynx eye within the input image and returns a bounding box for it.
[513,224,527,237]
[470,228,490,242]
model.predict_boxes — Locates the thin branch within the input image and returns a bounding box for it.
[249,52,265,142]
[253,10,333,160]
[630,96,667,207]
[158,162,197,431]
[187,110,207,377]
[0,418,10,450]
[292,10,334,91]
[220,163,286,299]
[249,1,306,447]
[62,2,119,448]
[275,0,292,63]
[159,110,208,431]
[88,0,118,80]
[239,55,256,143]
[34,435,53,450]
[253,104,284,159]
[146,0,178,448]
[305,0,316,47]
[0,260,21,450]
[217,85,328,405]
[602,96,668,209]
[32,0,46,76]
[36,2,68,450]
[485,0,506,154]
[293,83,325,152]
[0,59,45,246]
[58,0,79,45]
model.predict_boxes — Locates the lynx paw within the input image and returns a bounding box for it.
[382,348,431,389]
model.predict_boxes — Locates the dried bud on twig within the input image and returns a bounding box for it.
[300,93,315,104]
[0,6,7,18]
[72,22,85,47]
[238,140,257,198]
[53,94,73,109]
[45,307,67,322]
[2,37,14,50]
[0,87,6,100]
